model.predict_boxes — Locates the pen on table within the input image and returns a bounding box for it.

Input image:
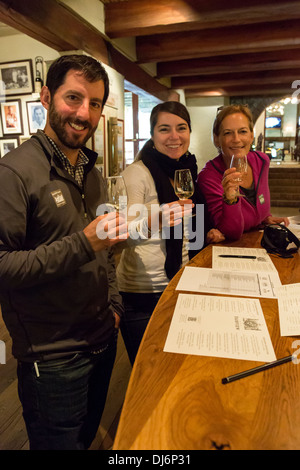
[221,355,295,385]
[218,255,256,259]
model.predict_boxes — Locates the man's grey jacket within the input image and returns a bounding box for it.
[0,130,123,361]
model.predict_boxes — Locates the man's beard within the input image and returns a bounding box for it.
[48,101,96,149]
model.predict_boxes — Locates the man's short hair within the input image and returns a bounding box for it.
[46,54,109,108]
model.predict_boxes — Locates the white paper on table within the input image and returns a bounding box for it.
[176,266,280,299]
[277,283,300,336]
[163,293,276,362]
[212,246,278,273]
[286,224,300,241]
[288,215,300,225]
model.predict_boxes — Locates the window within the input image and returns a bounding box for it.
[124,91,159,165]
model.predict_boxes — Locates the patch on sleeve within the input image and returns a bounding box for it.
[50,189,66,207]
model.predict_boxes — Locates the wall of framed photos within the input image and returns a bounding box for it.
[0,34,56,157]
[0,32,125,176]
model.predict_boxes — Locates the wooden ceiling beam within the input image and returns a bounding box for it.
[104,0,300,38]
[0,0,296,101]
[171,68,299,90]
[0,0,74,51]
[136,19,300,62]
[185,84,293,98]
[0,0,109,62]
[156,49,300,78]
[0,0,173,100]
[107,44,178,102]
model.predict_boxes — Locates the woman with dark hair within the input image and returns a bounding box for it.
[117,101,224,364]
[197,104,289,240]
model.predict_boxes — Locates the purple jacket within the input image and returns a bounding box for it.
[197,151,271,240]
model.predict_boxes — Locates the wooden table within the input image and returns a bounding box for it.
[113,231,300,450]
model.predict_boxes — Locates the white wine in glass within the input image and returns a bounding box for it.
[230,154,248,197]
[174,169,194,200]
[105,176,127,212]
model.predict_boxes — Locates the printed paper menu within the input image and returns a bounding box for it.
[164,294,276,362]
[212,246,278,273]
[277,283,300,336]
[176,266,280,298]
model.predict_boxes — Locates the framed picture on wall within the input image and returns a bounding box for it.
[19,136,30,145]
[0,99,23,135]
[92,114,106,175]
[117,119,125,172]
[0,137,19,158]
[0,59,34,96]
[108,117,125,176]
[26,101,47,134]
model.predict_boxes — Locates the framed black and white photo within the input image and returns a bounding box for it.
[0,99,23,135]
[26,101,47,134]
[0,138,19,158]
[0,59,34,96]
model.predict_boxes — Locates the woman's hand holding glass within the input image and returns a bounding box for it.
[222,155,247,201]
[171,168,194,224]
[161,199,194,228]
[229,154,247,197]
[172,168,195,220]
[145,200,194,237]
[174,169,194,200]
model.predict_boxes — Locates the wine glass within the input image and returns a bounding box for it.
[230,154,248,197]
[174,169,194,200]
[105,176,127,212]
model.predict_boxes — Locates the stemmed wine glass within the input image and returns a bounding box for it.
[174,169,195,221]
[105,175,127,212]
[174,169,194,200]
[230,155,248,197]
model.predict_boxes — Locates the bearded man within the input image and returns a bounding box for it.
[0,54,128,450]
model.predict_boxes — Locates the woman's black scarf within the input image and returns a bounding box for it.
[140,141,207,280]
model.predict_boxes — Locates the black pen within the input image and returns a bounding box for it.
[218,255,256,259]
[222,355,295,384]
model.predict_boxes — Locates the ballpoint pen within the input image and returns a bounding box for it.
[222,355,295,384]
[218,255,256,259]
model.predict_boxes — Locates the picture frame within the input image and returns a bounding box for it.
[117,119,125,172]
[0,59,34,96]
[108,117,125,176]
[92,114,106,176]
[0,137,19,158]
[19,136,30,145]
[26,101,47,134]
[0,99,23,135]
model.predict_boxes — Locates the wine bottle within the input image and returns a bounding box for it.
[34,69,43,93]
